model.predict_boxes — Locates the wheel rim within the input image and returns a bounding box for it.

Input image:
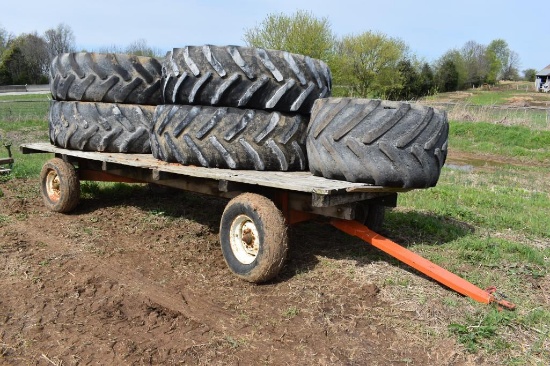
[229,214,260,265]
[45,170,61,202]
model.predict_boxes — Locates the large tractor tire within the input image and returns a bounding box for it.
[50,52,163,105]
[162,45,331,114]
[306,98,449,188]
[151,104,308,171]
[49,101,156,153]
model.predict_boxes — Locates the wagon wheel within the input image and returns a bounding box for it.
[39,158,80,213]
[355,202,386,232]
[219,193,288,283]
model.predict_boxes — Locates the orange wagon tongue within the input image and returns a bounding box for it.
[330,218,516,311]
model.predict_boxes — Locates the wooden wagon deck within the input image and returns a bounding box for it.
[21,142,408,211]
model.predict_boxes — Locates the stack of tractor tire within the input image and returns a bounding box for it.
[49,46,448,189]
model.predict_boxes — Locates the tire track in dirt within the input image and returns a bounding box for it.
[94,260,235,331]
[0,191,234,333]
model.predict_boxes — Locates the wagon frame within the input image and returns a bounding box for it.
[21,142,515,310]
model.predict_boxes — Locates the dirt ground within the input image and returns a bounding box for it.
[1,177,488,365]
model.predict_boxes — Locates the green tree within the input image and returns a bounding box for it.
[523,68,537,82]
[0,46,25,84]
[333,31,407,98]
[243,10,335,61]
[485,48,500,84]
[19,33,49,83]
[435,49,466,90]
[419,62,435,96]
[436,59,459,92]
[486,39,510,82]
[392,59,420,100]
[0,33,49,85]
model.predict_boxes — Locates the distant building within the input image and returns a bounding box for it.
[535,64,550,92]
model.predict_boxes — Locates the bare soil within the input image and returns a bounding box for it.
[1,178,484,365]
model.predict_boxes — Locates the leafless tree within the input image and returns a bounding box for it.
[502,51,521,80]
[125,39,162,57]
[44,23,76,60]
[461,40,489,87]
[0,24,14,59]
[97,44,125,54]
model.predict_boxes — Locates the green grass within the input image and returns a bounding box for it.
[449,309,514,353]
[384,113,550,362]
[464,89,522,105]
[0,93,51,102]
[449,121,550,164]
[396,167,550,238]
[0,93,51,178]
[0,94,50,121]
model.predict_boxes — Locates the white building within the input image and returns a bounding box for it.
[535,64,550,92]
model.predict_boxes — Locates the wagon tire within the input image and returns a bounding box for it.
[306,98,449,188]
[355,203,385,232]
[219,193,288,283]
[39,158,80,213]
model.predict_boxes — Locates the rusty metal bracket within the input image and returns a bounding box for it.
[330,219,516,310]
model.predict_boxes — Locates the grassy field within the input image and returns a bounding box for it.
[1,89,549,364]
[0,93,51,178]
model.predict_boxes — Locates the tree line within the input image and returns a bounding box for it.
[1,14,539,100]
[0,23,160,85]
[244,11,537,100]
[0,24,76,84]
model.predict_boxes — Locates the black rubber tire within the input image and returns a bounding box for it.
[49,101,156,153]
[162,45,331,114]
[306,98,449,188]
[355,203,385,232]
[219,193,288,283]
[151,104,308,171]
[39,158,80,213]
[50,52,163,105]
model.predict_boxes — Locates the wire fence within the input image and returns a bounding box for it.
[0,99,50,121]
[2,91,549,130]
[425,102,550,130]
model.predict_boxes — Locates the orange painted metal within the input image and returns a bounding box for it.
[330,218,516,310]
[274,191,316,225]
[287,210,317,225]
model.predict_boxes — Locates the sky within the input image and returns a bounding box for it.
[2,0,549,73]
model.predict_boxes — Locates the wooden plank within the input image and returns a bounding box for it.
[312,191,392,207]
[0,157,14,165]
[19,142,408,196]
